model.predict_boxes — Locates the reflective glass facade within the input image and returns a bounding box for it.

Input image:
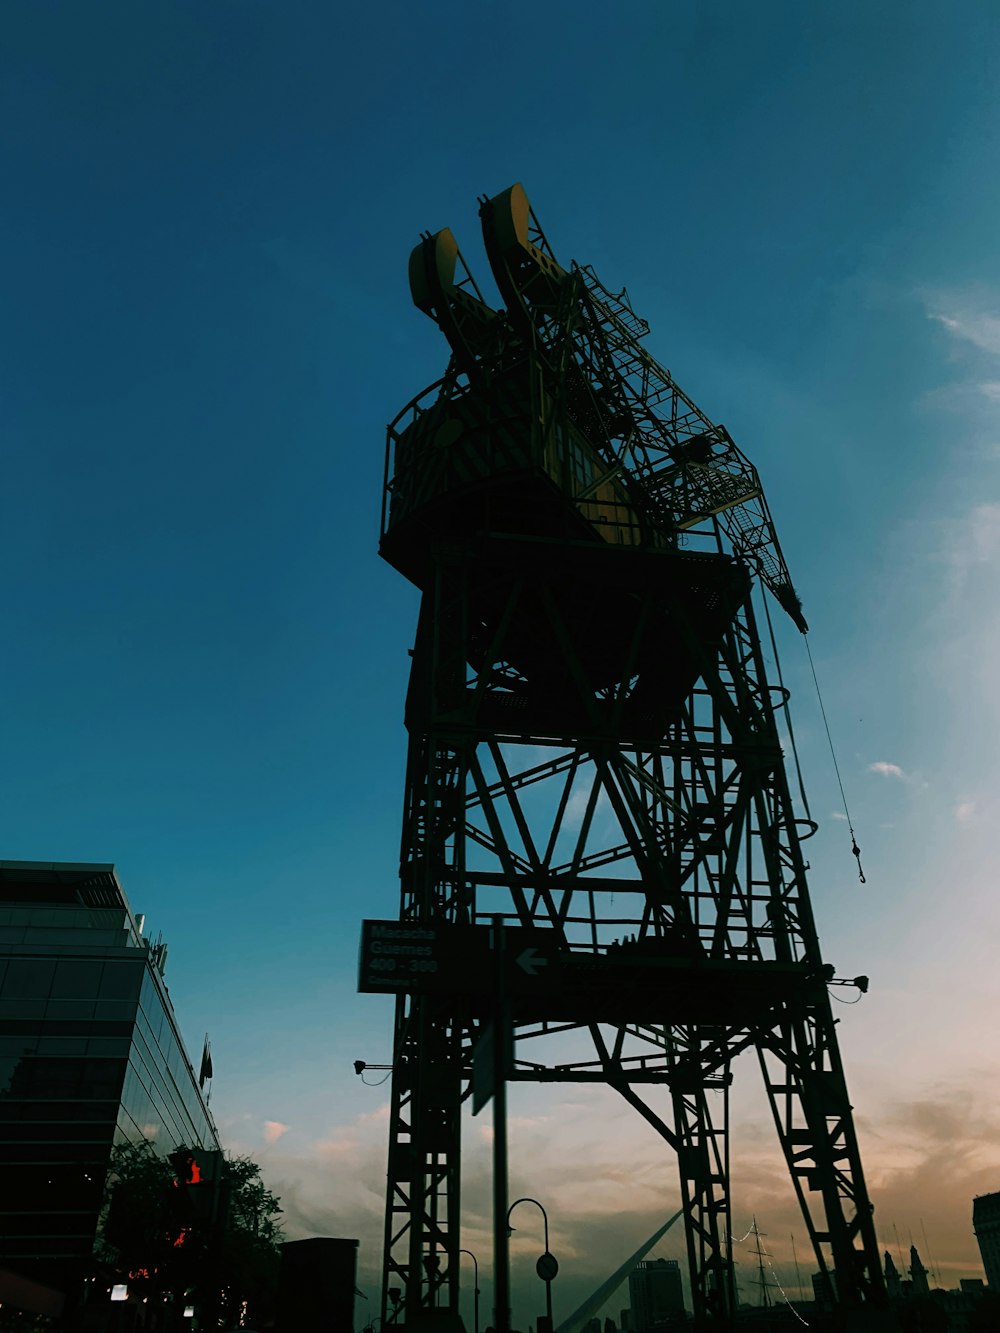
[0,861,218,1281]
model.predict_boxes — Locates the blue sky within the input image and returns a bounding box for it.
[4,0,1000,1322]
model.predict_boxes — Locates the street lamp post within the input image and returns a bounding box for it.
[507,1196,556,1332]
[459,1249,480,1333]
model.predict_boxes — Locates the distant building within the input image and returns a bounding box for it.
[0,861,218,1317]
[930,1283,987,1333]
[884,1252,902,1300]
[974,1190,1000,1289]
[628,1257,685,1329]
[811,1270,835,1310]
[909,1244,930,1297]
[277,1237,359,1333]
[882,1239,989,1333]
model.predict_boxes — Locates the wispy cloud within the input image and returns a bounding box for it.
[923,291,1000,414]
[314,1135,358,1160]
[868,760,905,779]
[357,1103,390,1125]
[925,501,1000,735]
[263,1120,290,1145]
[955,799,977,825]
[951,503,1000,578]
[928,307,1000,358]
[231,1068,1000,1315]
[564,781,611,830]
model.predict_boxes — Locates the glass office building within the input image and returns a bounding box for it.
[0,860,219,1298]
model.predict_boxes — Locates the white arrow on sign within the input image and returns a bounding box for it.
[516,947,548,978]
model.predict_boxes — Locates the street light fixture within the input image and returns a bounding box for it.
[507,1196,557,1332]
[459,1249,481,1333]
[354,1060,394,1076]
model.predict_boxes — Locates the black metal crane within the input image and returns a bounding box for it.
[368,182,889,1332]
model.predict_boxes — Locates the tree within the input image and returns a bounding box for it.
[96,1139,283,1326]
[98,1139,200,1286]
[212,1154,283,1327]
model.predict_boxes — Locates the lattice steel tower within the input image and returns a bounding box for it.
[373,184,888,1330]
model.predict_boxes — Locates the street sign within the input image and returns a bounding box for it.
[357,919,559,997]
[360,920,809,1023]
[536,1251,559,1282]
[358,920,449,994]
[471,1020,513,1115]
[514,945,548,978]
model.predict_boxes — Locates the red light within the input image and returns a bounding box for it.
[168,1150,204,1186]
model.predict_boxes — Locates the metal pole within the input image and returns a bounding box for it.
[492,916,511,1333]
[507,1197,553,1330]
[541,1206,552,1331]
[459,1250,480,1333]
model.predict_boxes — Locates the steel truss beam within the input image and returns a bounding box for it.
[378,181,887,1330]
[378,536,887,1329]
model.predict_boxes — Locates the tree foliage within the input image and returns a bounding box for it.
[97,1138,283,1325]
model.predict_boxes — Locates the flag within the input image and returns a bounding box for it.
[199,1036,213,1089]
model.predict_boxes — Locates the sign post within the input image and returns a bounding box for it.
[491,916,511,1333]
[536,1251,558,1333]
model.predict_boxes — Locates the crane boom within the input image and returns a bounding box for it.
[478,183,808,632]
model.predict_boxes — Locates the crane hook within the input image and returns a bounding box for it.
[851,835,866,885]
